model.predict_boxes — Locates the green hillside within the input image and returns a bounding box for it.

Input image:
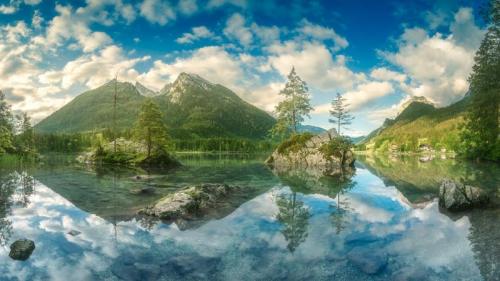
[361,96,470,152]
[35,73,276,139]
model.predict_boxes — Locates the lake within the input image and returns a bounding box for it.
[0,153,498,281]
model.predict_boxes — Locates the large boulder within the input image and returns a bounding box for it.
[439,179,489,211]
[140,184,242,220]
[9,239,35,261]
[266,129,355,174]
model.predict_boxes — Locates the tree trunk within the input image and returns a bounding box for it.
[147,127,151,158]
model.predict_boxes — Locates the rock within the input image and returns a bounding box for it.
[266,128,355,173]
[130,186,156,195]
[67,230,81,236]
[347,247,388,275]
[9,239,35,261]
[439,179,489,211]
[140,184,239,220]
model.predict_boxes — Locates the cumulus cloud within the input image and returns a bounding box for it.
[370,67,406,83]
[176,26,215,44]
[266,41,365,91]
[138,46,244,91]
[224,13,253,47]
[60,45,149,89]
[380,7,484,106]
[297,19,348,51]
[140,0,175,25]
[178,0,198,15]
[207,0,247,9]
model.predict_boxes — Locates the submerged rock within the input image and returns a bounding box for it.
[130,186,156,195]
[140,184,243,220]
[266,129,355,174]
[439,179,489,211]
[9,239,35,261]
[67,230,81,236]
[347,247,388,275]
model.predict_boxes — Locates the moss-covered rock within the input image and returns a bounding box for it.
[77,138,181,169]
[266,129,354,174]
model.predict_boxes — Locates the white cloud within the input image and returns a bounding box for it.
[60,45,149,89]
[178,0,198,15]
[251,23,280,44]
[370,67,406,83]
[140,0,175,25]
[381,7,485,106]
[266,41,366,91]
[0,4,17,14]
[176,26,214,44]
[207,0,247,9]
[297,19,348,51]
[32,10,43,29]
[224,13,253,47]
[343,81,394,110]
[138,46,245,91]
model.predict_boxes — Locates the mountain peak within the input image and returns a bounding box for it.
[135,81,159,97]
[168,72,215,103]
[401,96,434,110]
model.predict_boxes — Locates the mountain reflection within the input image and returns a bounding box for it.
[0,154,497,280]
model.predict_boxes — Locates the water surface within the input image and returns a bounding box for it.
[0,153,498,281]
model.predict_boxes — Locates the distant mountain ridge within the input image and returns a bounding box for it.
[35,73,276,139]
[361,95,470,152]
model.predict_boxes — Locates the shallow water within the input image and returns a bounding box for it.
[0,154,498,281]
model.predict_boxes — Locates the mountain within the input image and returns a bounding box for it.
[349,136,365,144]
[297,125,326,134]
[135,81,159,97]
[361,95,470,152]
[35,73,276,139]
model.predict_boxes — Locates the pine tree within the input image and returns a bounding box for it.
[329,93,354,136]
[272,67,313,137]
[18,113,35,156]
[461,0,500,161]
[134,99,168,157]
[0,91,13,155]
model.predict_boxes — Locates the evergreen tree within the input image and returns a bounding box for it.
[0,91,13,155]
[329,93,354,136]
[461,0,500,161]
[276,192,310,253]
[134,99,168,157]
[272,67,313,137]
[16,113,36,157]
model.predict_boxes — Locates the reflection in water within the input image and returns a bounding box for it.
[0,171,35,247]
[276,192,310,252]
[0,154,497,280]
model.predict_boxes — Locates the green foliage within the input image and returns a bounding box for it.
[171,138,276,153]
[362,99,469,153]
[272,67,313,137]
[461,0,500,161]
[0,91,13,155]
[319,136,353,165]
[329,93,354,135]
[276,133,314,155]
[13,113,38,159]
[134,99,169,157]
[276,192,310,252]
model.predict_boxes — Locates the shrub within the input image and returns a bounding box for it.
[276,133,314,155]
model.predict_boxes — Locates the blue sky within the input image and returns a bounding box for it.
[0,0,487,135]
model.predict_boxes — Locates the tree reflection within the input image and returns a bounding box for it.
[329,173,355,235]
[0,171,35,246]
[468,209,500,281]
[276,192,310,253]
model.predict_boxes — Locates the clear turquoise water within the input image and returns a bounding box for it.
[0,154,498,281]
